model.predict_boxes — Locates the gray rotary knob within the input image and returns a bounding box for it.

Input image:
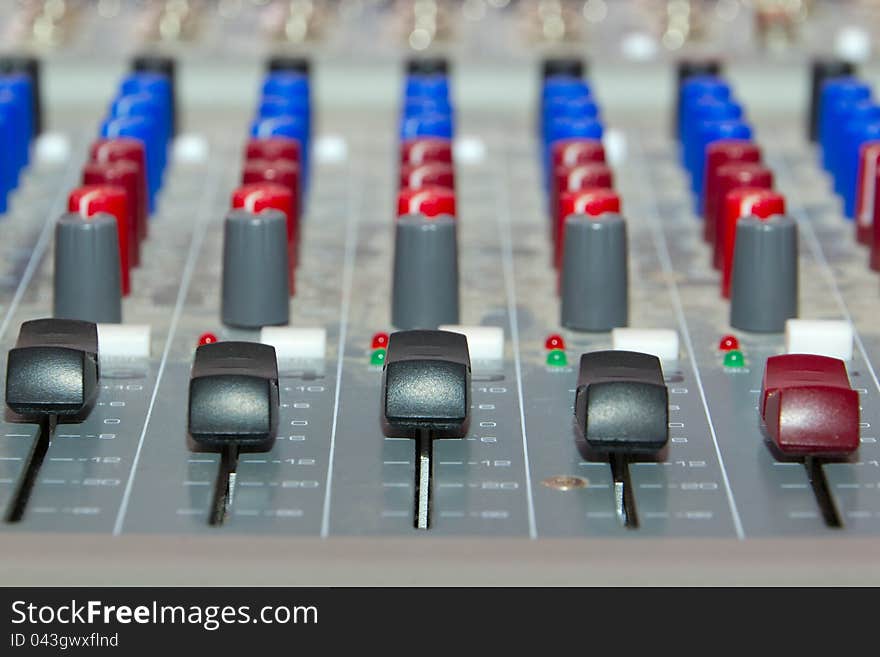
[560,213,628,332]
[729,214,798,332]
[392,214,459,330]
[221,209,290,329]
[53,212,122,324]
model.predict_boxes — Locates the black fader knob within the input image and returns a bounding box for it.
[6,318,99,420]
[574,350,669,528]
[381,330,471,529]
[188,341,279,525]
[4,318,99,522]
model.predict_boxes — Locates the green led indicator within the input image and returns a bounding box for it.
[546,349,567,367]
[370,349,387,366]
[723,350,745,368]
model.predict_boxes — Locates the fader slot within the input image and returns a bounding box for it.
[609,453,639,529]
[804,456,843,529]
[208,444,240,527]
[414,429,433,530]
[4,416,54,523]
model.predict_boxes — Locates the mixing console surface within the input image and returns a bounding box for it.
[1,1,880,585]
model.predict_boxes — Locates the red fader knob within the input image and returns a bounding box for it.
[555,188,621,269]
[702,140,761,234]
[400,138,453,166]
[710,162,774,269]
[68,185,131,296]
[400,162,455,191]
[82,160,141,268]
[855,141,880,244]
[90,138,148,241]
[550,138,606,169]
[761,354,860,456]
[231,183,297,295]
[720,188,786,298]
[397,186,456,218]
[242,158,300,218]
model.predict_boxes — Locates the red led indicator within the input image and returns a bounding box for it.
[372,332,390,349]
[718,334,739,351]
[545,334,566,350]
[198,332,219,346]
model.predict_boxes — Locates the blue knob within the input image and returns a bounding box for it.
[120,73,173,144]
[678,76,730,142]
[683,99,743,181]
[0,90,28,186]
[542,76,592,110]
[545,115,603,145]
[840,119,880,218]
[250,114,309,144]
[542,75,591,101]
[404,74,449,101]
[0,110,13,213]
[399,112,454,140]
[110,92,170,176]
[819,77,871,169]
[690,120,753,214]
[402,95,454,119]
[258,93,311,138]
[262,72,310,103]
[101,114,161,213]
[0,73,34,146]
[827,101,880,194]
[541,95,599,140]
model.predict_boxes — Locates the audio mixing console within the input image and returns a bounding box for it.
[1,0,880,586]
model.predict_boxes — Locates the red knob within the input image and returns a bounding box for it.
[702,140,762,239]
[855,141,880,244]
[231,182,297,295]
[397,186,456,219]
[711,163,774,270]
[555,162,614,195]
[720,188,785,298]
[82,160,141,268]
[68,185,131,296]
[90,138,148,241]
[550,138,605,169]
[400,162,455,191]
[400,138,453,166]
[241,158,300,219]
[556,189,621,270]
[244,137,301,164]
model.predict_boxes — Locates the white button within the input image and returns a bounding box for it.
[453,136,487,165]
[438,325,504,361]
[611,328,679,360]
[35,132,71,166]
[260,327,326,360]
[97,324,151,360]
[785,319,853,360]
[173,134,210,165]
[314,135,348,164]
